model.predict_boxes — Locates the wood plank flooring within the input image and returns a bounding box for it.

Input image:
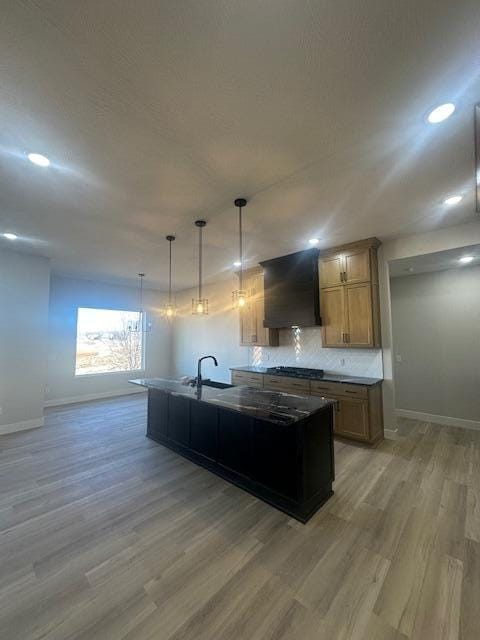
[1,393,479,639]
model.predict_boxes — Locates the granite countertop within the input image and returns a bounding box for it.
[130,378,334,425]
[230,366,383,386]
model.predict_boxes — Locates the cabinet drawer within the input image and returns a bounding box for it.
[263,375,310,394]
[310,381,339,397]
[231,371,264,388]
[333,384,368,399]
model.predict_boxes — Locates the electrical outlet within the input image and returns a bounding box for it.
[395,354,402,363]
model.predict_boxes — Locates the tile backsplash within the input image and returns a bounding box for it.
[249,326,383,378]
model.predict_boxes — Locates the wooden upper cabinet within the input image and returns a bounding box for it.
[343,249,371,284]
[319,238,380,289]
[319,238,381,348]
[239,267,279,347]
[344,283,373,347]
[321,286,345,347]
[319,254,344,287]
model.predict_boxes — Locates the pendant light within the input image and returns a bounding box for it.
[192,220,208,315]
[129,273,152,332]
[162,235,177,319]
[232,198,247,309]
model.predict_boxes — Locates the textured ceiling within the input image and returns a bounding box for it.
[389,243,480,277]
[1,0,479,291]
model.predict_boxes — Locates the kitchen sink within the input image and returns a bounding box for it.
[200,380,234,389]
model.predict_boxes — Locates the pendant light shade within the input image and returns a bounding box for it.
[192,220,208,315]
[162,235,177,319]
[129,273,152,332]
[232,198,247,310]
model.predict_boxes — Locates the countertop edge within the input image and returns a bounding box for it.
[229,366,383,387]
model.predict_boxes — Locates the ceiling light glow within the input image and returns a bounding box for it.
[427,103,455,124]
[27,152,50,167]
[308,238,320,245]
[233,261,242,267]
[427,102,455,124]
[2,233,18,240]
[459,256,474,264]
[444,195,463,206]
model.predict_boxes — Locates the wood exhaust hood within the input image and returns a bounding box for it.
[260,248,321,328]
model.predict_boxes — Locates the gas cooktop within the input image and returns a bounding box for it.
[265,366,325,380]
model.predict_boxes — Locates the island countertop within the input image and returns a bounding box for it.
[130,377,334,425]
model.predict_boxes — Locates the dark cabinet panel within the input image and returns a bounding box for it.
[190,402,218,460]
[252,419,299,499]
[168,395,190,446]
[147,389,169,437]
[217,411,253,477]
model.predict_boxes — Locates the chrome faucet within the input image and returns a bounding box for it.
[197,355,218,386]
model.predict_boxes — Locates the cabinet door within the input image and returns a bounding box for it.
[190,402,218,460]
[217,410,253,476]
[239,271,257,345]
[319,254,343,288]
[252,418,298,499]
[345,283,373,347]
[336,397,369,441]
[343,249,371,284]
[147,389,169,438]
[321,286,346,347]
[168,395,190,446]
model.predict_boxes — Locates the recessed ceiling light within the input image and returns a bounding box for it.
[233,261,242,267]
[2,232,18,240]
[459,256,474,264]
[444,195,463,206]
[27,152,50,167]
[427,103,455,124]
[308,238,320,245]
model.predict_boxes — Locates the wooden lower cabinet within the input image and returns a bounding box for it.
[325,384,383,444]
[231,371,384,445]
[332,396,369,440]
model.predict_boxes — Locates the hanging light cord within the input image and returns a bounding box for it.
[239,203,243,291]
[168,241,172,305]
[198,224,203,300]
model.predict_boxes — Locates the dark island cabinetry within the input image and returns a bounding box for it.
[142,382,335,523]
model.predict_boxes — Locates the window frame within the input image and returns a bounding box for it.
[74,306,147,377]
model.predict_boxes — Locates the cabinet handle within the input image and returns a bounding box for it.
[343,271,347,281]
[340,271,344,282]
[345,332,349,343]
[342,332,346,343]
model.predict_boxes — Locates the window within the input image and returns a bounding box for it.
[75,308,144,376]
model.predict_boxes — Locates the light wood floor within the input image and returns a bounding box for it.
[1,394,479,640]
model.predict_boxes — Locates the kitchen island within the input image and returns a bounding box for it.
[130,378,335,522]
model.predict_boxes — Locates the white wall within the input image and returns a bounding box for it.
[171,276,383,382]
[172,278,249,382]
[390,267,480,426]
[0,249,50,433]
[379,220,480,430]
[46,275,172,405]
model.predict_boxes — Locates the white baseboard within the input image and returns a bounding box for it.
[45,387,146,408]
[0,417,44,435]
[395,408,480,431]
[384,428,399,439]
